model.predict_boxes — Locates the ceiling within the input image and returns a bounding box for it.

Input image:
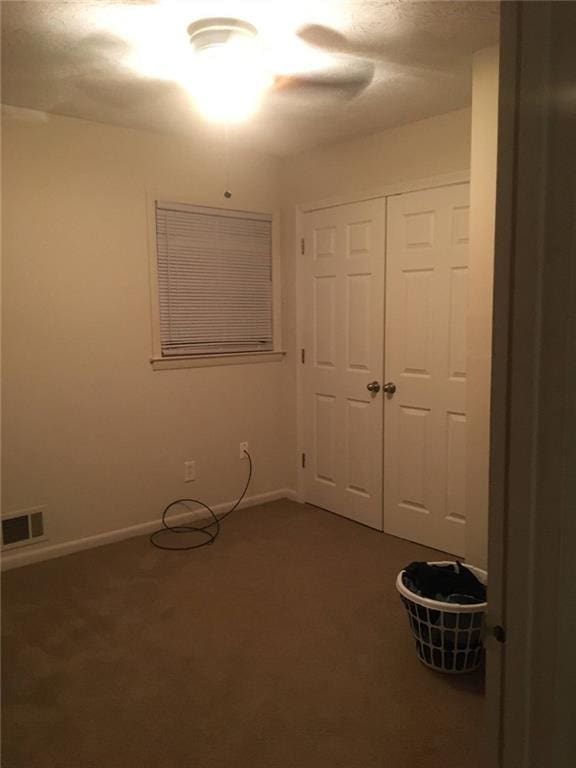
[1,1,499,156]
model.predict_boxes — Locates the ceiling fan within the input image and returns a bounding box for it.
[69,0,461,124]
[182,17,375,122]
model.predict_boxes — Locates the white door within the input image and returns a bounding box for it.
[301,199,386,529]
[384,183,470,555]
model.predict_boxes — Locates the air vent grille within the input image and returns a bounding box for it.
[2,507,47,550]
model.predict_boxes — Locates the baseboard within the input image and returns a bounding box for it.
[1,488,299,571]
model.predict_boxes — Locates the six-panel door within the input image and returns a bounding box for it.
[384,183,470,555]
[301,184,469,553]
[302,199,386,530]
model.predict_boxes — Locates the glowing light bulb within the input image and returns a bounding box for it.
[189,38,273,123]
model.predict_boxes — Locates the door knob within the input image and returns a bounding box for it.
[366,381,381,393]
[383,382,397,395]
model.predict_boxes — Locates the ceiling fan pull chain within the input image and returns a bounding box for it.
[223,123,232,198]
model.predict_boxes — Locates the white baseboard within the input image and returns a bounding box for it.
[1,488,299,571]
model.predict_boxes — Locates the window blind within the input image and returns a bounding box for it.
[155,202,273,357]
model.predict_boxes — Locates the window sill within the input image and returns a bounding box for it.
[150,351,286,371]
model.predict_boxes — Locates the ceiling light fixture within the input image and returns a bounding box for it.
[187,18,273,123]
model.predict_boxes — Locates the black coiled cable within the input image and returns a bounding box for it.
[149,450,252,551]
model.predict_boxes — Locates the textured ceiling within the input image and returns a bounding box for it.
[1,1,499,155]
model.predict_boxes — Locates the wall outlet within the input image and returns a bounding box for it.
[184,460,196,482]
[239,442,249,459]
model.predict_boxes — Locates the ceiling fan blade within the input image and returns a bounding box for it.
[77,32,131,61]
[73,76,174,110]
[274,62,374,101]
[297,24,458,80]
[297,24,351,55]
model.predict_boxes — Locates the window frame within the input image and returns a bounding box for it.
[146,192,284,370]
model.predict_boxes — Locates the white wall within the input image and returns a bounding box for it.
[1,107,291,566]
[281,107,472,206]
[280,108,472,493]
[466,47,499,569]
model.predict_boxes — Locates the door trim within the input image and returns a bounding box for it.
[295,171,470,505]
[488,2,576,766]
[298,170,471,213]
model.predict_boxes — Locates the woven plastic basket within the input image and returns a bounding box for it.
[396,561,488,674]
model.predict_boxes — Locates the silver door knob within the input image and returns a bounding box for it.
[383,382,396,395]
[366,381,381,393]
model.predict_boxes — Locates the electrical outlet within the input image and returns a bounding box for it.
[184,460,196,482]
[239,442,249,459]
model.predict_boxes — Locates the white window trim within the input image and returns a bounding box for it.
[146,192,283,370]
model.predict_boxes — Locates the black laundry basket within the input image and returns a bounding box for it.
[396,561,487,674]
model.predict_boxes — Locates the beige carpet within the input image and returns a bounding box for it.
[2,500,485,768]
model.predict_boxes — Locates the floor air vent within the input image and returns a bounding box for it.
[2,507,46,550]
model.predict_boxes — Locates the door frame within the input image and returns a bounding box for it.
[487,2,576,766]
[294,170,470,505]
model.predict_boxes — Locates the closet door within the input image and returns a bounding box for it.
[384,183,470,554]
[301,199,386,529]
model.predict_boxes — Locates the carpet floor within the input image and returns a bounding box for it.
[2,500,485,768]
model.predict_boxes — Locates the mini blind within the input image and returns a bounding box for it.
[156,201,273,357]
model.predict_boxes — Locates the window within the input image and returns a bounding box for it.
[154,201,274,358]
